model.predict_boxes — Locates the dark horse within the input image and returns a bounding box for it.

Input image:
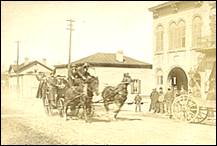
[64,76,99,121]
[101,74,132,120]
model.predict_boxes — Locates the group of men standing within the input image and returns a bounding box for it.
[149,86,186,118]
[36,71,65,107]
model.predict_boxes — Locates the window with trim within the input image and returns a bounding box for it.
[156,69,163,85]
[192,16,202,48]
[131,79,141,94]
[177,21,185,48]
[156,25,164,52]
[157,75,163,85]
[169,22,177,50]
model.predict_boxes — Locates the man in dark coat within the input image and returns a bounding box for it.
[149,88,159,112]
[36,72,46,99]
[47,72,58,107]
[69,64,80,86]
[76,63,92,81]
[155,87,164,113]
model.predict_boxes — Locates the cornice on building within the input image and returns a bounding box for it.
[149,1,204,19]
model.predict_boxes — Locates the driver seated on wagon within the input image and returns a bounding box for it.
[77,63,93,81]
[69,63,91,84]
[64,63,94,114]
[68,62,95,96]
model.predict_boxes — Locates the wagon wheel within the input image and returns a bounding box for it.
[172,94,199,123]
[57,98,64,117]
[193,107,209,123]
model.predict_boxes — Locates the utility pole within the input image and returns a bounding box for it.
[66,19,75,77]
[16,41,20,98]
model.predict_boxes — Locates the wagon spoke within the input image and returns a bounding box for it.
[172,95,199,123]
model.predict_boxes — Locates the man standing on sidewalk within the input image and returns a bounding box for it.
[164,87,174,118]
[134,94,142,112]
[149,88,159,112]
[156,87,164,114]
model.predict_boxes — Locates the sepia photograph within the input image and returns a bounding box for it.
[1,1,216,145]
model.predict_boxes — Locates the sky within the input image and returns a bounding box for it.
[1,1,165,71]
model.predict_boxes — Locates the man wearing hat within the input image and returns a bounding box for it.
[134,94,142,112]
[47,71,58,107]
[68,64,79,86]
[164,87,174,118]
[35,72,46,99]
[77,62,92,82]
[149,88,159,112]
[155,87,164,113]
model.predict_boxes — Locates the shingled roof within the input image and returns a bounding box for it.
[55,53,152,69]
[9,61,53,74]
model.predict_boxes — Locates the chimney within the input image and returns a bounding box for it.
[24,57,29,65]
[116,50,124,62]
[42,58,46,65]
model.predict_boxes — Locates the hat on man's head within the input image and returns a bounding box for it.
[124,73,130,77]
[83,63,89,67]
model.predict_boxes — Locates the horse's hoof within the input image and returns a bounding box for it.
[85,119,91,123]
[72,116,79,120]
[113,117,117,121]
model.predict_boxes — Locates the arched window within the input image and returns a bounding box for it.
[156,25,164,51]
[192,16,202,48]
[169,22,177,50]
[156,69,163,85]
[177,21,185,48]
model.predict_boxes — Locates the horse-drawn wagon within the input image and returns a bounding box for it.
[42,74,99,122]
[40,69,133,122]
[172,41,216,124]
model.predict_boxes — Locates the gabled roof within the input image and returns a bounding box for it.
[55,53,152,69]
[9,60,53,74]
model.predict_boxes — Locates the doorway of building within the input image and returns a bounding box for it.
[167,67,188,90]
